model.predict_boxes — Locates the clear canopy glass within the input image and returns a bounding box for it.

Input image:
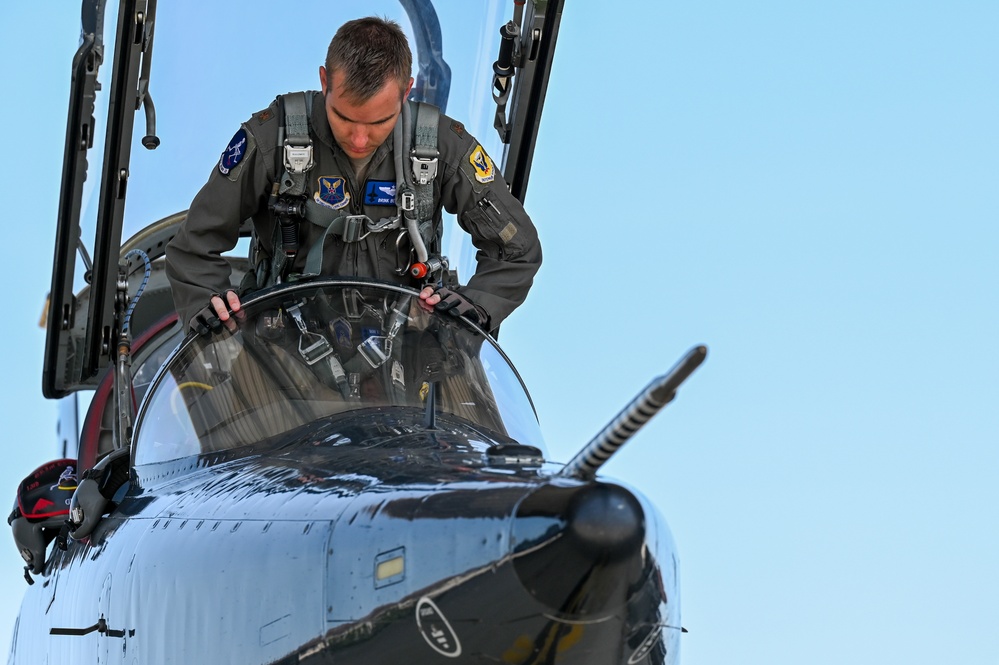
[132,280,544,466]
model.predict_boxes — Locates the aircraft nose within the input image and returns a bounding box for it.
[511,482,648,619]
[565,483,645,558]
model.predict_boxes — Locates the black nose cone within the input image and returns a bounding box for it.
[512,482,648,619]
[566,483,645,559]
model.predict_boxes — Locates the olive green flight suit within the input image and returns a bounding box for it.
[165,91,541,332]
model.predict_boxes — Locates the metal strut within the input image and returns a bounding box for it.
[112,249,151,450]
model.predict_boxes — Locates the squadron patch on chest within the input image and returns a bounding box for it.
[315,176,351,210]
[469,145,495,184]
[218,128,247,175]
[364,180,397,206]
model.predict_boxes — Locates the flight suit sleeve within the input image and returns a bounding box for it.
[165,114,276,326]
[437,118,542,330]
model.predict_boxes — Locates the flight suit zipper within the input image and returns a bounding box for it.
[328,150,361,275]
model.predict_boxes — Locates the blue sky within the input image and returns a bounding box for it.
[1,1,997,663]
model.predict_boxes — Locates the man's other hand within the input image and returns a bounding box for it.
[419,286,486,326]
[190,289,243,335]
[211,289,242,321]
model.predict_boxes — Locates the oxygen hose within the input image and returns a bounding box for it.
[121,248,151,335]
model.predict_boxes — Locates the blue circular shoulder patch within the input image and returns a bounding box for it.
[218,128,248,175]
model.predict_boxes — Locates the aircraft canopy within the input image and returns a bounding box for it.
[132,280,544,466]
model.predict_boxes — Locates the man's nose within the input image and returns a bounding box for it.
[351,128,368,148]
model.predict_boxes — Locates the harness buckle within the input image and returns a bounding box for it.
[358,335,392,368]
[367,216,402,233]
[342,215,370,243]
[286,302,334,365]
[343,290,363,320]
[299,335,334,365]
[411,155,438,185]
[284,141,314,174]
[400,189,416,213]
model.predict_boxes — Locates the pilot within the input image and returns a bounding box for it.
[165,17,541,335]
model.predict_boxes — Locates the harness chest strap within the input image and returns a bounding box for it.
[301,213,387,276]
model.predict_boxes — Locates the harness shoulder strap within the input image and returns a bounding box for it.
[411,101,440,224]
[262,91,317,285]
[278,91,316,196]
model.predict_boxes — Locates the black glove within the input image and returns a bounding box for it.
[432,288,487,326]
[188,302,223,336]
[188,289,237,335]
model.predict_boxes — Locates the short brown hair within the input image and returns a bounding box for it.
[325,17,412,102]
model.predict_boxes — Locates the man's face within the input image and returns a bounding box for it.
[319,66,413,160]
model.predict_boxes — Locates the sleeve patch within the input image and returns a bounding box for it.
[218,128,248,175]
[469,145,495,184]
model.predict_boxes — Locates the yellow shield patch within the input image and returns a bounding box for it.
[469,145,495,184]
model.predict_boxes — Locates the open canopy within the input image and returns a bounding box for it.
[44,0,563,398]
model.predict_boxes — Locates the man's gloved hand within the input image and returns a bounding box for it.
[189,304,222,336]
[188,289,242,335]
[419,287,487,326]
